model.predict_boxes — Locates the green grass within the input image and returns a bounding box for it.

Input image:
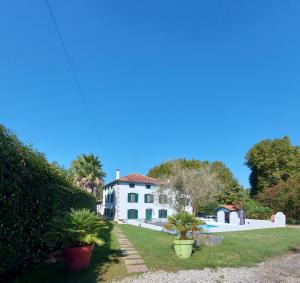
[12,224,300,282]
[117,224,300,271]
[13,222,126,283]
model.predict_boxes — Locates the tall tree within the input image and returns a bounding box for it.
[148,159,202,179]
[155,162,225,214]
[148,159,243,204]
[182,164,225,214]
[70,154,106,197]
[245,136,300,196]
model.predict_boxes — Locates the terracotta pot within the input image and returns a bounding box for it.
[63,245,94,271]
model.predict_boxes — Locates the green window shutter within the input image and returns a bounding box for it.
[134,210,138,219]
[159,210,161,218]
[144,194,147,203]
[128,193,131,203]
[135,193,138,203]
[127,210,130,219]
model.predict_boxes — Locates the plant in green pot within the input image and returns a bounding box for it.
[48,208,106,271]
[164,211,203,259]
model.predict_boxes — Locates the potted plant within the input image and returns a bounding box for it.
[48,208,106,271]
[164,211,202,259]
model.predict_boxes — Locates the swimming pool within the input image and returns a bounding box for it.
[199,224,218,229]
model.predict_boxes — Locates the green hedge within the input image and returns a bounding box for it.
[0,125,96,277]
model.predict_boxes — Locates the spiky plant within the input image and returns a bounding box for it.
[164,211,203,240]
[70,154,105,196]
[49,208,106,247]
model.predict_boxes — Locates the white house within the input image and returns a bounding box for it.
[103,170,186,222]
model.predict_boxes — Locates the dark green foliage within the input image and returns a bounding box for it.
[201,200,220,215]
[148,159,202,179]
[257,174,300,222]
[246,136,300,196]
[210,161,244,204]
[0,125,96,277]
[48,209,106,247]
[243,198,272,220]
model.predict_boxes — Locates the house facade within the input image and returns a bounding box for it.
[103,171,182,222]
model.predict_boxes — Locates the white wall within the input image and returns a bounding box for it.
[230,211,240,225]
[117,182,176,220]
[103,181,192,221]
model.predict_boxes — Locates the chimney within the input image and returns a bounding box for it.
[116,169,120,179]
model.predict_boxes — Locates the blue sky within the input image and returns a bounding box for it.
[1,1,300,187]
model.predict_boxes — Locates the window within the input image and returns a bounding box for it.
[179,198,189,206]
[128,193,138,203]
[129,183,135,188]
[144,194,154,203]
[145,184,151,189]
[159,195,167,204]
[159,209,168,218]
[127,209,138,219]
[110,193,114,203]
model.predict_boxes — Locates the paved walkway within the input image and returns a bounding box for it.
[114,227,149,274]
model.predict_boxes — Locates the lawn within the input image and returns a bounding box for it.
[11,224,300,283]
[12,222,127,283]
[117,224,300,271]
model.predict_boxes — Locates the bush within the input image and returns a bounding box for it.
[0,125,96,277]
[48,208,106,248]
[164,211,203,239]
[257,175,300,222]
[244,198,272,220]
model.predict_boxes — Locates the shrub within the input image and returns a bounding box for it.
[48,208,106,248]
[0,125,96,278]
[164,212,203,239]
[243,198,272,219]
[257,175,300,222]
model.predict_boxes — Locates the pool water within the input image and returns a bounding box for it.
[199,224,218,229]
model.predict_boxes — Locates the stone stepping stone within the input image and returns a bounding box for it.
[125,258,145,265]
[126,254,142,260]
[114,228,148,274]
[121,250,139,256]
[126,265,149,273]
[121,248,136,252]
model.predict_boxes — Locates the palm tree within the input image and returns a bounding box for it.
[70,154,106,196]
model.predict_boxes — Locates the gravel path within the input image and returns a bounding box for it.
[116,248,300,283]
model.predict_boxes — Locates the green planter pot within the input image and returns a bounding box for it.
[173,239,194,259]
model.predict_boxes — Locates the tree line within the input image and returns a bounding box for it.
[65,136,300,223]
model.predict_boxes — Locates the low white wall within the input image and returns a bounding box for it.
[120,219,165,232]
[208,213,286,233]
[121,213,286,234]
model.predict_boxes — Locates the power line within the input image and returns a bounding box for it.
[44,0,106,158]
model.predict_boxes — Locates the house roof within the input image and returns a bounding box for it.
[219,204,237,211]
[105,173,162,187]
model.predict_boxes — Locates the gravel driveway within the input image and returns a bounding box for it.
[116,248,300,283]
